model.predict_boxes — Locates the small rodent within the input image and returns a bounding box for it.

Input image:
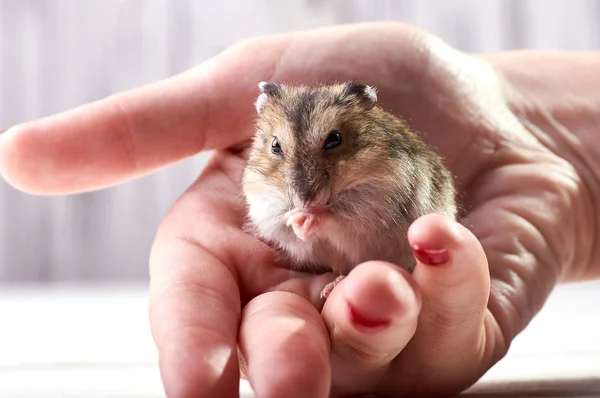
[242,81,457,298]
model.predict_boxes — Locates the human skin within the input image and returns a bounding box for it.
[1,22,599,397]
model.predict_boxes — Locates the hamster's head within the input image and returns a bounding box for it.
[242,81,396,235]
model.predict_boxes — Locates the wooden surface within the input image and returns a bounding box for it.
[1,0,600,282]
[1,280,599,397]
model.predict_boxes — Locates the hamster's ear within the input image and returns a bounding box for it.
[256,81,282,114]
[340,81,377,110]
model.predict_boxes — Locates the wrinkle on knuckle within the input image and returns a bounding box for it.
[106,95,140,171]
[484,224,556,344]
[158,323,235,355]
[151,280,240,343]
[487,210,558,307]
[480,163,575,283]
[556,164,597,280]
[157,278,232,310]
[189,84,210,151]
[330,332,393,367]
[228,36,263,56]
[487,278,526,350]
[149,230,240,296]
[472,177,572,347]
[483,309,510,366]
[517,171,577,277]
[174,233,239,284]
[426,267,473,291]
[425,299,480,330]
[510,99,598,274]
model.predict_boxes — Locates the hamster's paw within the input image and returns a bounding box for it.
[284,208,318,241]
[320,275,346,299]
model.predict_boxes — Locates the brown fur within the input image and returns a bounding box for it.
[242,81,456,275]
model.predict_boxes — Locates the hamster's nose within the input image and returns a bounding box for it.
[294,187,329,209]
[290,186,317,208]
[293,190,316,208]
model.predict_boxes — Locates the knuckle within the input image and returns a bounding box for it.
[150,280,240,345]
[330,331,395,367]
[227,36,264,58]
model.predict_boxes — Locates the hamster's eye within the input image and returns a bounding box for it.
[271,137,283,155]
[323,131,342,151]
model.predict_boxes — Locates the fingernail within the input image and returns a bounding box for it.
[411,244,449,266]
[348,303,391,333]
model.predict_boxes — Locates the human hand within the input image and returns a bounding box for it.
[1,22,597,397]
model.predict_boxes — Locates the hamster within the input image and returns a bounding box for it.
[241,81,457,299]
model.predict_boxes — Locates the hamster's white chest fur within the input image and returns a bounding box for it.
[244,186,406,275]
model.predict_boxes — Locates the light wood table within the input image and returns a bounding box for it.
[1,281,599,397]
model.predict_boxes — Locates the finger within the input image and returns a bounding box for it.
[149,202,243,397]
[239,291,331,398]
[0,37,288,195]
[399,213,492,394]
[321,261,421,395]
[148,148,314,397]
[146,151,261,397]
[0,22,441,195]
[149,261,241,398]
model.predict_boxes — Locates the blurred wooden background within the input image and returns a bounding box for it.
[1,0,599,282]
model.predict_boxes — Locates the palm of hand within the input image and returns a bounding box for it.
[149,25,579,396]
